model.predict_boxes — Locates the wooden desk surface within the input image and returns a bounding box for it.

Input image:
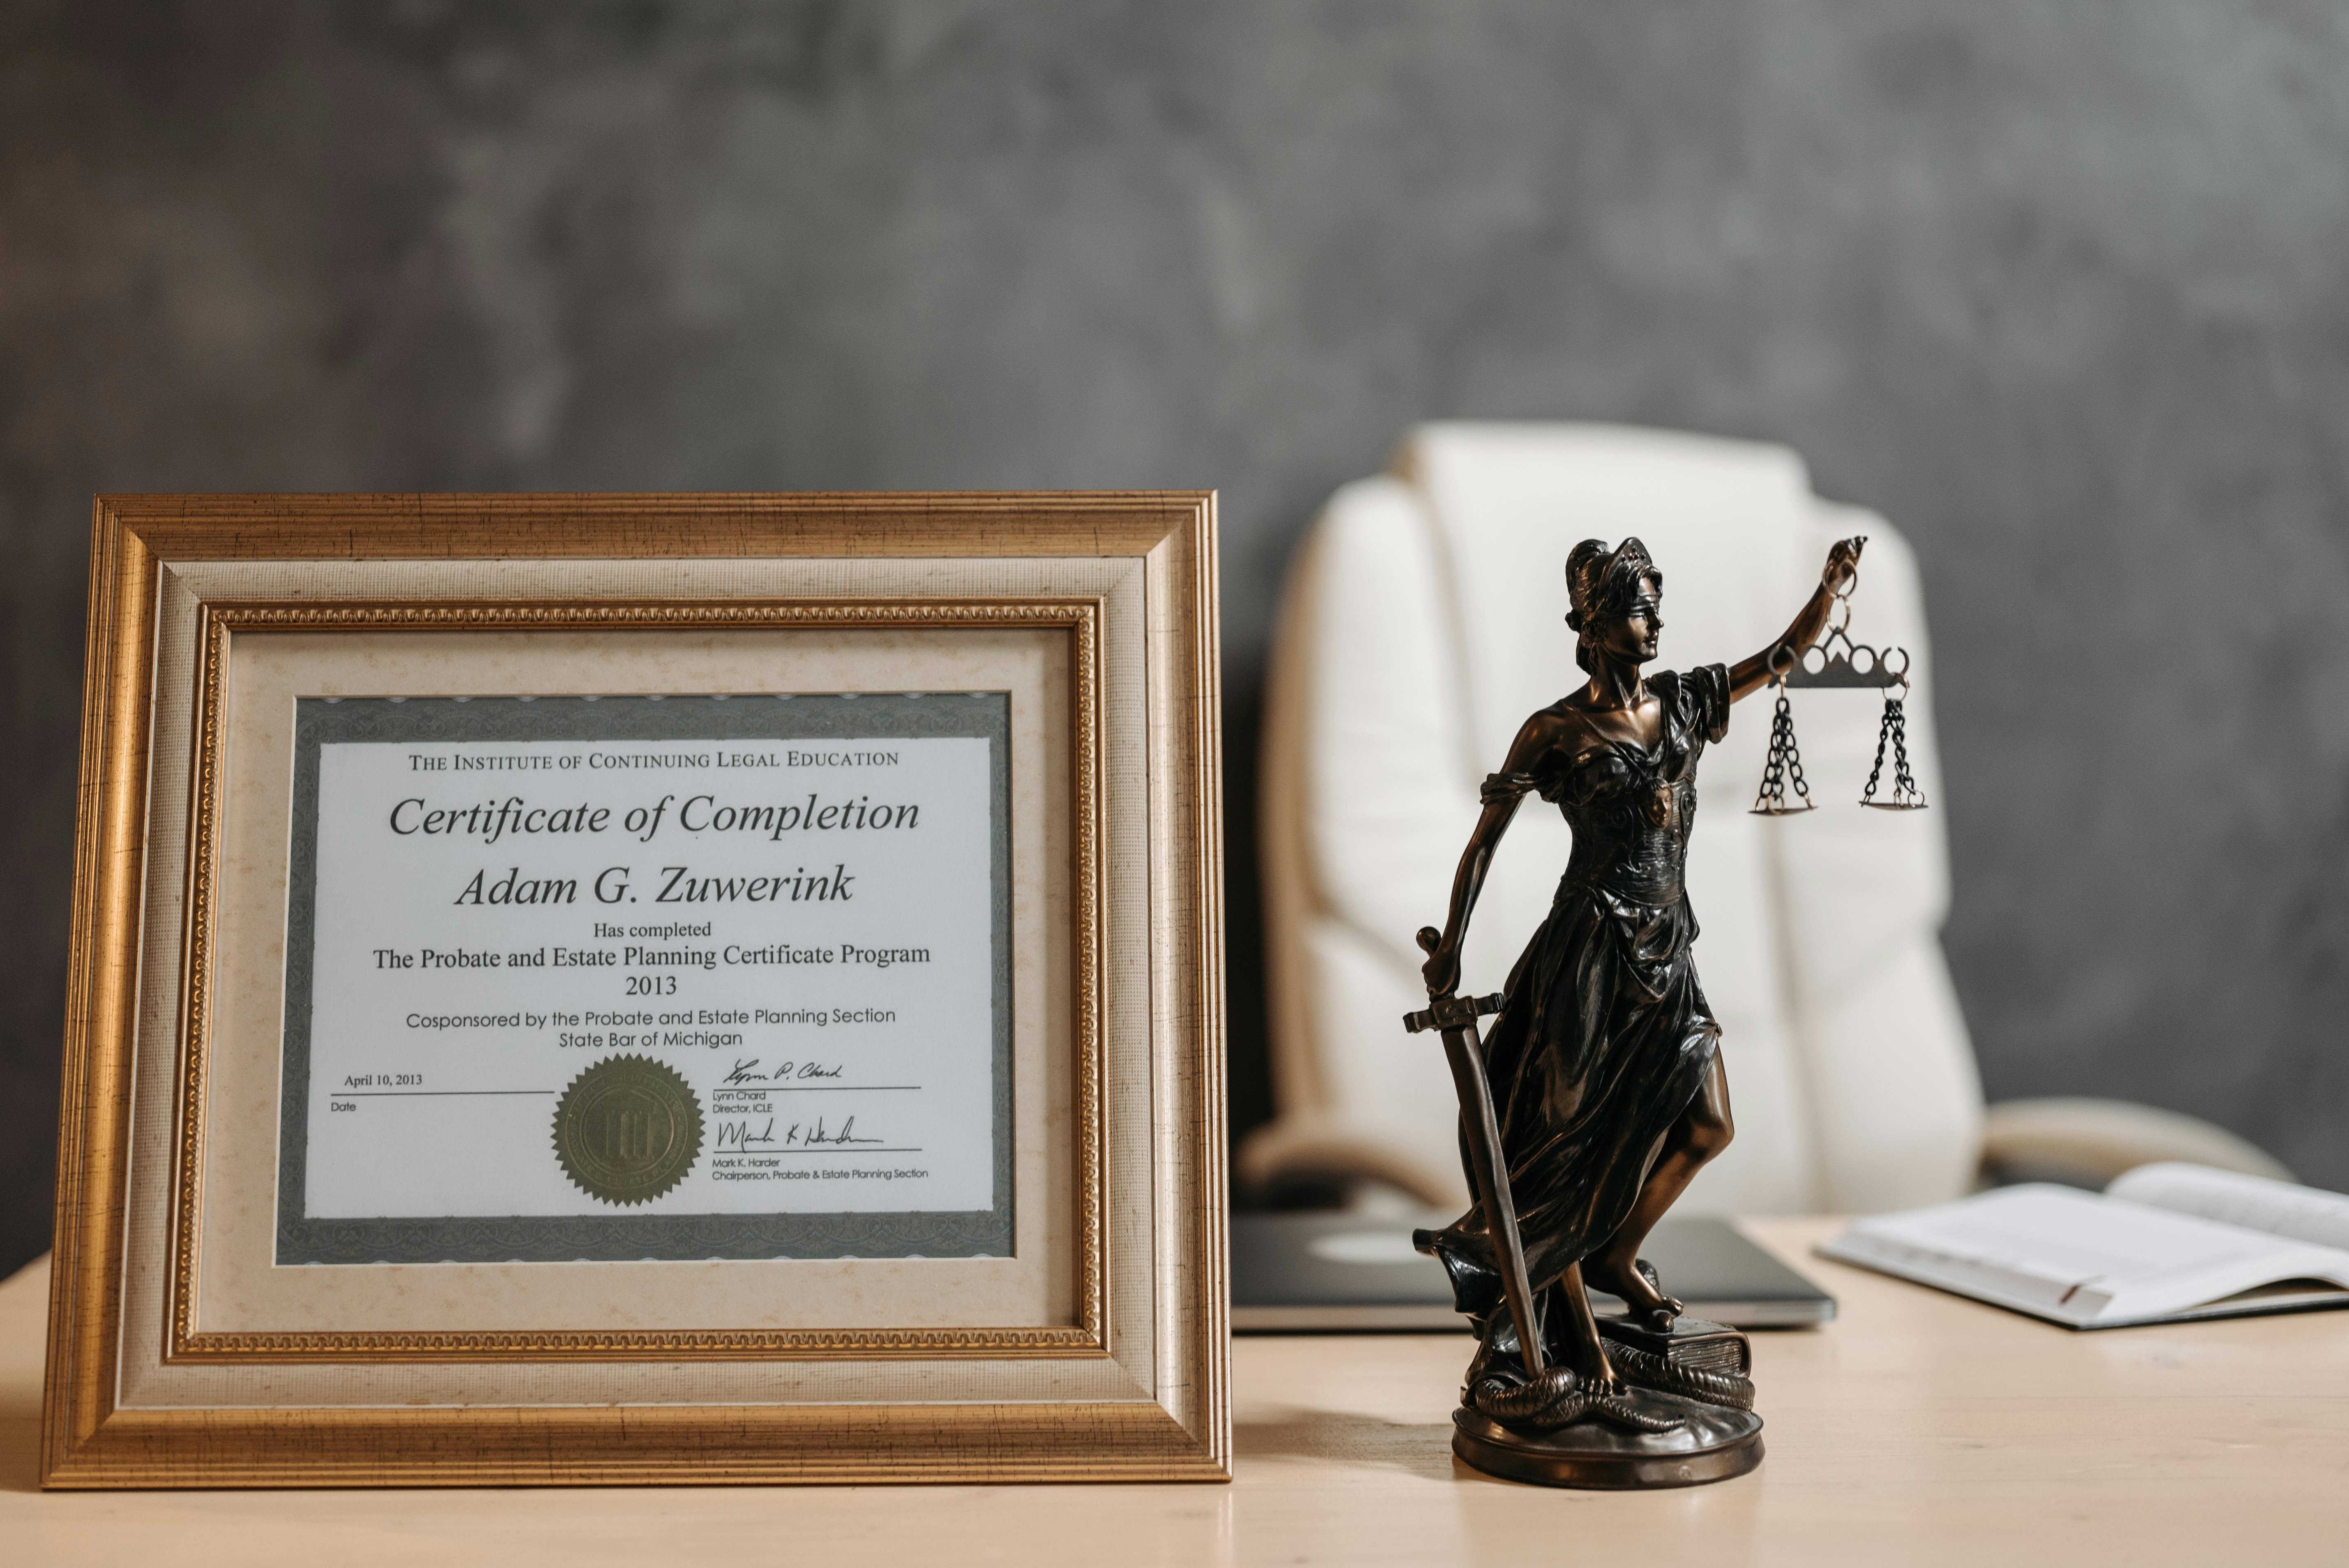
[5,1219,2344,1566]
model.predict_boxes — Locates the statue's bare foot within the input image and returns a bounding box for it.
[1585,1254,1684,1328]
[1566,1339,1625,1400]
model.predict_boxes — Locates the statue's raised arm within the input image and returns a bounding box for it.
[1727,536,1866,702]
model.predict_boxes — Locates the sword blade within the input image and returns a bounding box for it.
[1437,1016,1545,1379]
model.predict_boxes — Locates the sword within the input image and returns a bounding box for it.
[1405,926,1545,1377]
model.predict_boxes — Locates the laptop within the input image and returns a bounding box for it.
[1231,1210,1836,1331]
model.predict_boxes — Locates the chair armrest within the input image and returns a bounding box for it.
[1236,1113,1470,1209]
[1979,1097,2292,1188]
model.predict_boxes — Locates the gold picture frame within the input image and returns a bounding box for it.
[42,493,1228,1487]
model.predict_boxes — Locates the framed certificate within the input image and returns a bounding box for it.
[42,493,1228,1487]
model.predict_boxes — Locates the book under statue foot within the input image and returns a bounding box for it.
[1403,533,1902,1488]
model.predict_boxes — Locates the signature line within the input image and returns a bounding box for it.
[762,1148,927,1154]
[771,1085,922,1092]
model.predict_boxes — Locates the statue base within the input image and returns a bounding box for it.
[1451,1394,1762,1489]
[1451,1314,1764,1489]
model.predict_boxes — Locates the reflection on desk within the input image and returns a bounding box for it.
[5,1218,2344,1566]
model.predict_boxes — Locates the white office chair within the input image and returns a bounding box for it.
[1245,423,2284,1215]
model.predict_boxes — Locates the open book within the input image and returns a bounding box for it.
[1818,1163,2349,1328]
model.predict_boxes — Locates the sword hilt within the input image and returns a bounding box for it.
[1404,991,1504,1034]
[1406,924,1503,1032]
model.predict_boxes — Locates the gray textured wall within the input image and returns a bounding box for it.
[6,1,2348,1273]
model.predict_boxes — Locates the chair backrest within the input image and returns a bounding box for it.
[1256,423,1982,1215]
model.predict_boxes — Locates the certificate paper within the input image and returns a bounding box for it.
[274,693,1012,1265]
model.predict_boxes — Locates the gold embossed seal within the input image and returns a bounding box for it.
[552,1054,704,1205]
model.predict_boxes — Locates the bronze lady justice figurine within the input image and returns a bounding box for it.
[1413,533,1863,1487]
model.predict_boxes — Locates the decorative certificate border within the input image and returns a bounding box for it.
[274,691,1016,1267]
[169,599,1101,1362]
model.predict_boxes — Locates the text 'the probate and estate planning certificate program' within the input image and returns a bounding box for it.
[274,693,1012,1265]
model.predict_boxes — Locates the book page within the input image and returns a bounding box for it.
[2106,1163,2349,1252]
[1827,1185,2349,1324]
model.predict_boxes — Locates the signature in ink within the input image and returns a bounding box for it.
[788,1115,883,1147]
[716,1118,778,1150]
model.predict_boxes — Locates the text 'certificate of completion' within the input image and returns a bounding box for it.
[274,693,1012,1265]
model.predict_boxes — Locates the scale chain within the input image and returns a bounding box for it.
[1859,691,1926,809]
[1749,680,1813,814]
